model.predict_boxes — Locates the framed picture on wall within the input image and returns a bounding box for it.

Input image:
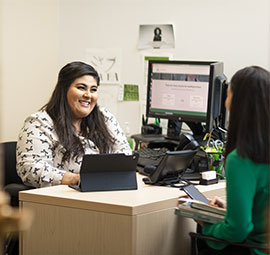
[138,24,175,50]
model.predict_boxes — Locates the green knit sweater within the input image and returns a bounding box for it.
[202,149,270,255]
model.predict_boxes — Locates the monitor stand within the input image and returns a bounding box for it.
[166,120,205,141]
[166,120,182,140]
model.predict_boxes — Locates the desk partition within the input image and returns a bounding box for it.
[19,174,225,255]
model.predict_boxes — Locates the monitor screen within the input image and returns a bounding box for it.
[146,60,225,135]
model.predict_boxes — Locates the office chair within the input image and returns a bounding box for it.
[2,141,33,207]
[2,141,34,255]
[189,232,270,255]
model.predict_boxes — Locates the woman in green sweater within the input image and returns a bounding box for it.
[199,66,270,255]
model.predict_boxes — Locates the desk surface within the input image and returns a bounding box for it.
[19,174,226,216]
[131,134,180,150]
[131,133,179,144]
[131,133,168,141]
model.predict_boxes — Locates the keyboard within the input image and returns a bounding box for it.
[136,147,168,168]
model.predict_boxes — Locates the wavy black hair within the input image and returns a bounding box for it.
[44,61,115,162]
[225,66,270,164]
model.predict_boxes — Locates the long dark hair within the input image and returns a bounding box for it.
[225,66,270,164]
[45,61,115,162]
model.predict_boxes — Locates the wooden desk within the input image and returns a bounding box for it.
[19,175,225,255]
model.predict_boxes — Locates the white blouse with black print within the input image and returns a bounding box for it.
[16,108,132,188]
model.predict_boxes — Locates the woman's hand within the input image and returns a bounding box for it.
[195,196,226,227]
[62,172,80,185]
[210,196,226,209]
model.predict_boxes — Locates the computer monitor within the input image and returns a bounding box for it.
[146,60,227,138]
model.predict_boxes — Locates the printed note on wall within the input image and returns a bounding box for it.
[86,48,122,85]
[123,84,139,101]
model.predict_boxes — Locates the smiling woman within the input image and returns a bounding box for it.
[16,62,132,188]
[67,75,99,131]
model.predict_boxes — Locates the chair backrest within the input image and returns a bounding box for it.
[3,141,24,186]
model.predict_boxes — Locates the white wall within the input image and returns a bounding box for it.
[0,0,60,141]
[0,0,269,141]
[59,0,270,135]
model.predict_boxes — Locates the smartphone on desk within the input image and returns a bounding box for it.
[182,184,210,204]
